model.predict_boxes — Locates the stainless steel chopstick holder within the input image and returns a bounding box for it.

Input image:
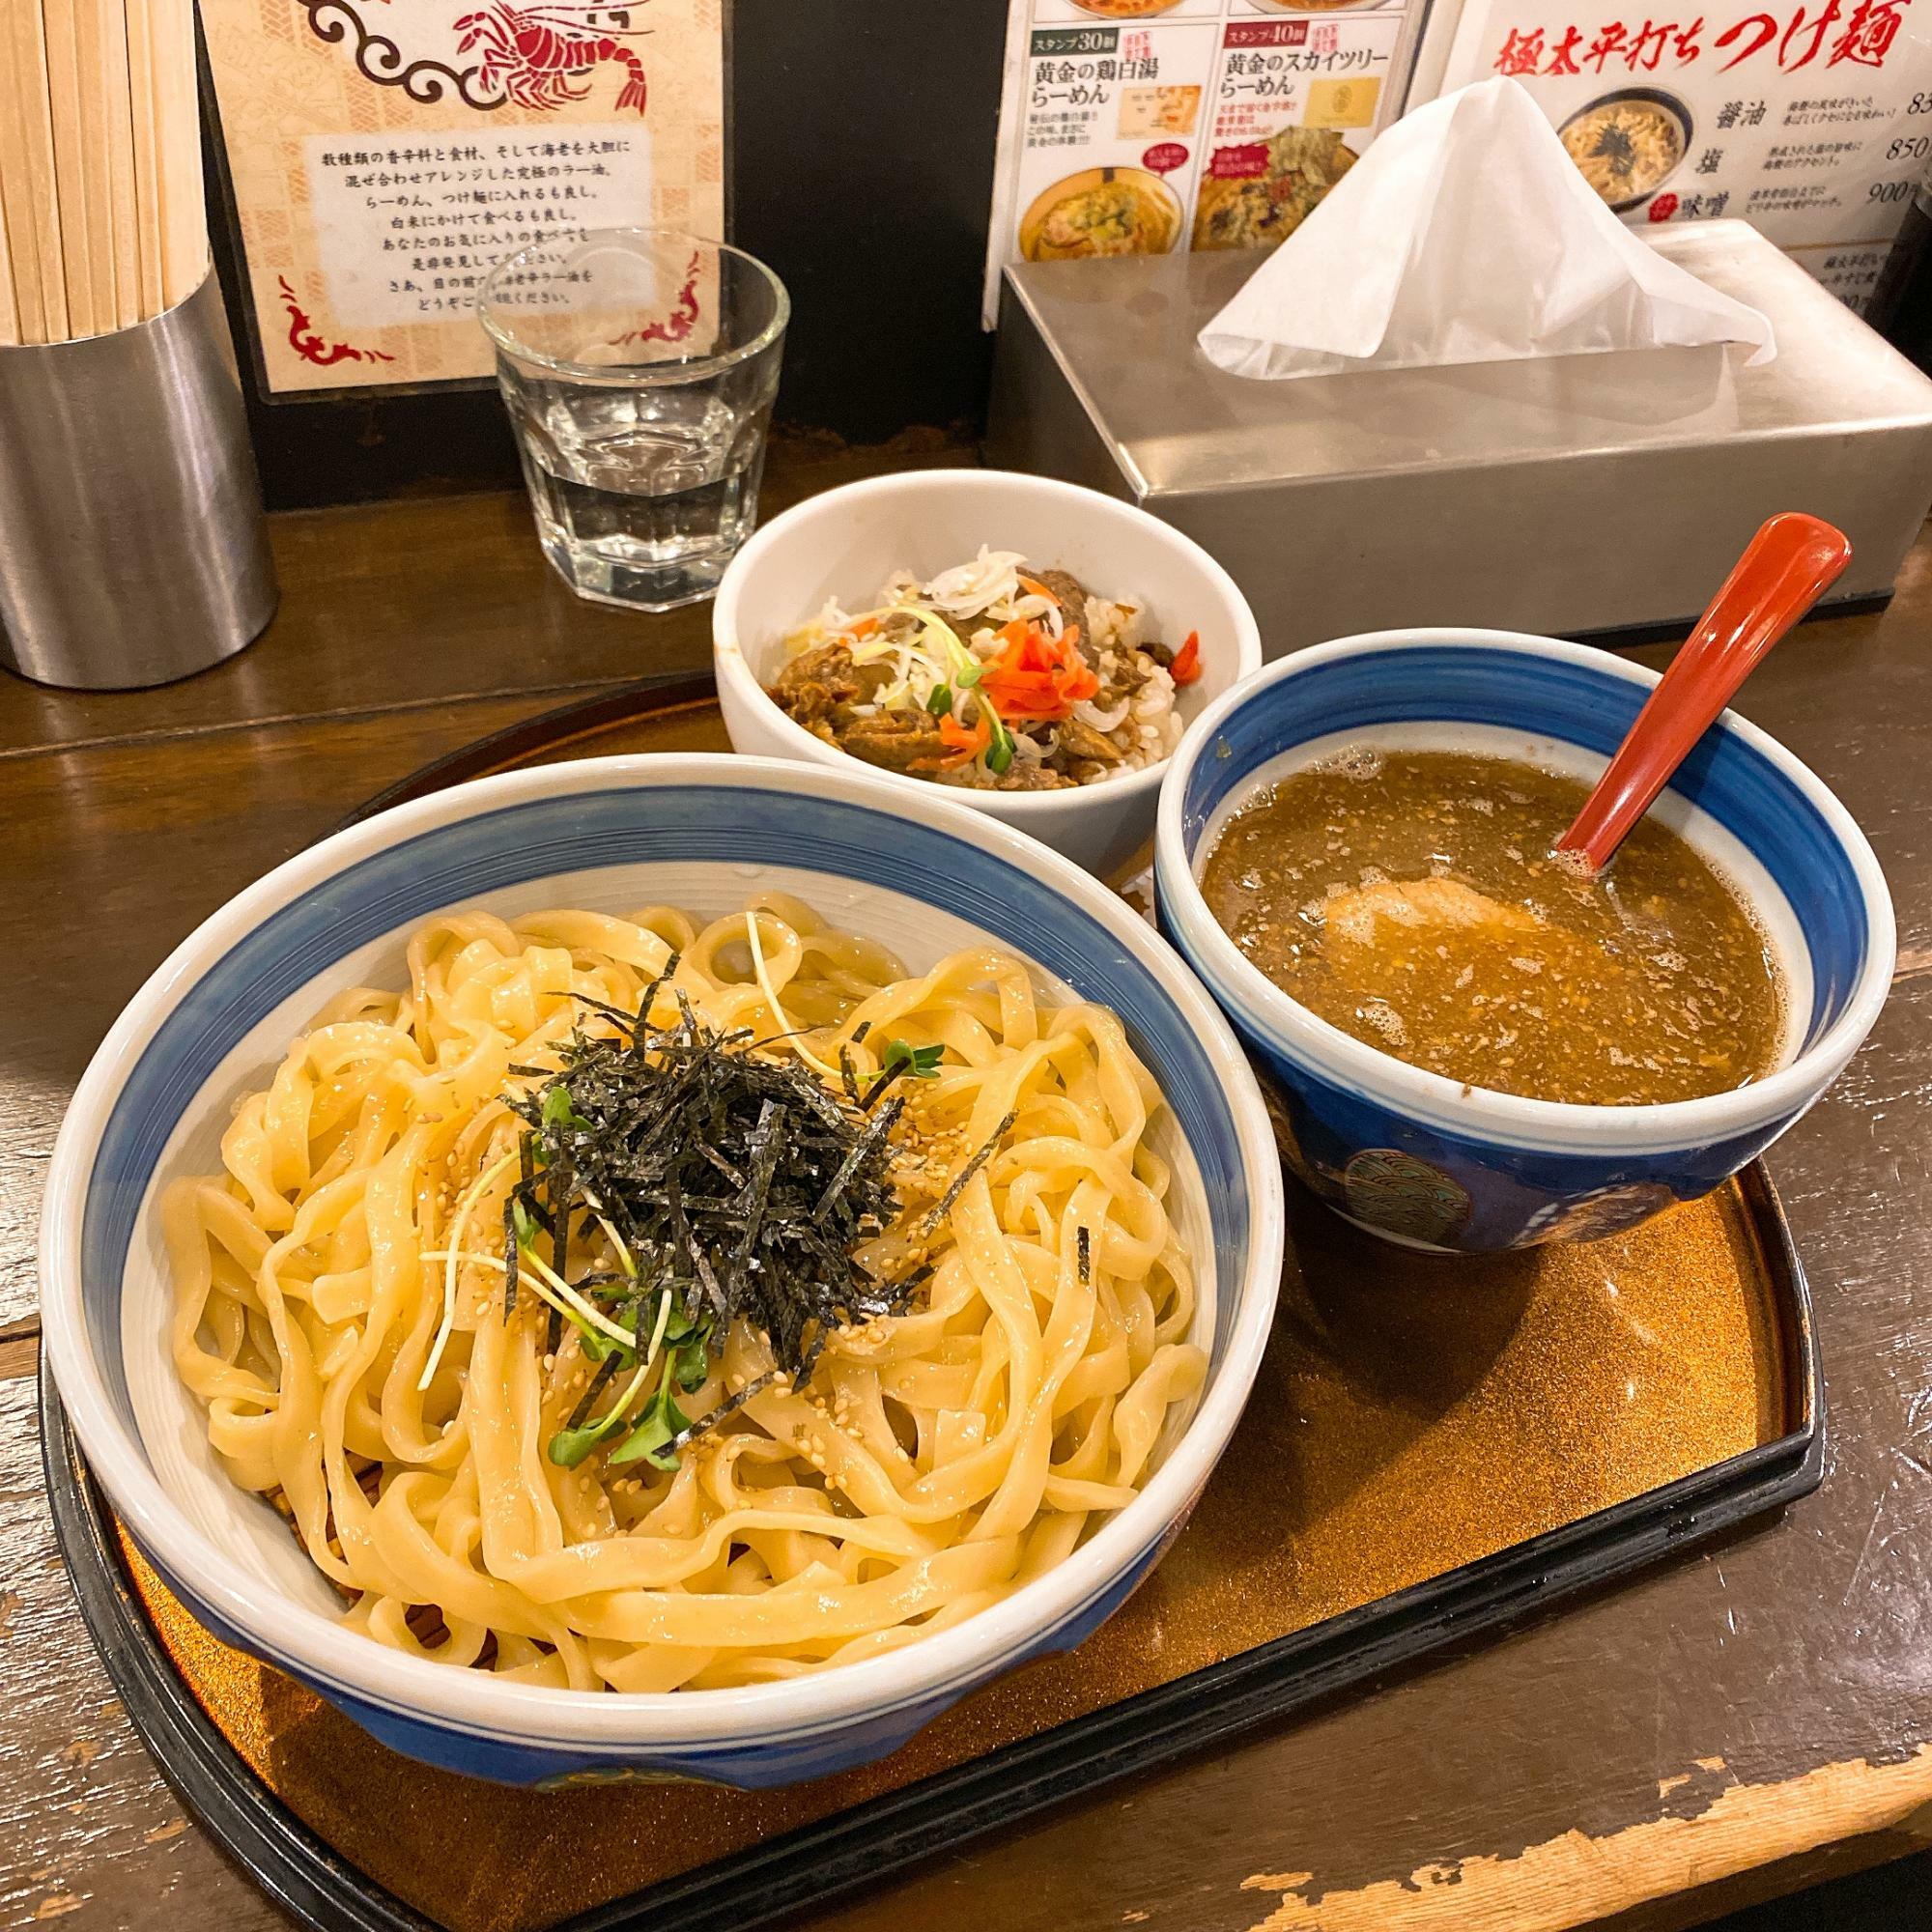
[0,272,277,690]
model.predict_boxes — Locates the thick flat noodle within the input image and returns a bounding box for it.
[164,893,1205,1690]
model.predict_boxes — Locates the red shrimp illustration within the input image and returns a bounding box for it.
[277,276,393,368]
[606,249,701,348]
[454,3,650,114]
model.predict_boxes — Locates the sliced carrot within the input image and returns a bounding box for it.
[981,679,1064,721]
[1170,631,1203,686]
[1026,622,1078,673]
[991,616,1032,659]
[1061,658,1100,704]
[935,710,991,768]
[983,621,1105,717]
[914,712,990,772]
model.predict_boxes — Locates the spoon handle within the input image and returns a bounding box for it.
[1556,512,1853,873]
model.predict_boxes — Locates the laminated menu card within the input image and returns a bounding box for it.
[197,0,724,393]
[1406,0,1932,311]
[980,0,1434,324]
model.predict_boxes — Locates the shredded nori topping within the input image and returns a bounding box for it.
[922,1108,1018,1233]
[505,957,930,1463]
[563,1349,623,1432]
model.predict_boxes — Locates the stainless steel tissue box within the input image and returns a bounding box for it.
[985,221,1932,653]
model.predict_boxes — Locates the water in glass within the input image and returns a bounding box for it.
[481,229,788,612]
[511,385,768,609]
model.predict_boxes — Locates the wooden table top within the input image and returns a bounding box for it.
[4,441,1930,1932]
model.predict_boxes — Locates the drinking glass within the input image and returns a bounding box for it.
[480,229,789,611]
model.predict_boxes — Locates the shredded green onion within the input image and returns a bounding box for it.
[978,691,1016,773]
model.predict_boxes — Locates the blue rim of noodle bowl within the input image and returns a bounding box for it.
[1153,630,1894,1158]
[41,753,1282,1749]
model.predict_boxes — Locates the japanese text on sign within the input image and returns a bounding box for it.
[1423,0,1932,308]
[196,0,722,393]
[1493,0,1912,76]
[305,127,650,327]
[984,0,1428,326]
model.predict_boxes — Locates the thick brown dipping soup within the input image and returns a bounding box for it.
[1198,747,1787,1107]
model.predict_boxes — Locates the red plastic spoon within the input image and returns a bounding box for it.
[1555,512,1853,874]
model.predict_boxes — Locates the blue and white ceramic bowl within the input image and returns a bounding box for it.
[42,754,1282,1788]
[1155,631,1894,1254]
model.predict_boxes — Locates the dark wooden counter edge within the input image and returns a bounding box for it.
[38,1357,435,1932]
[343,672,724,823]
[3,468,1930,1932]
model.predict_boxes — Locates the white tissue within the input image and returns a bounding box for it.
[1197,77,1776,382]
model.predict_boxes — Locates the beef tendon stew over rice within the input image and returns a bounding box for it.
[764,548,1204,792]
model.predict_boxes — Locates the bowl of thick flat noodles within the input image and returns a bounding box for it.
[43,752,1282,1787]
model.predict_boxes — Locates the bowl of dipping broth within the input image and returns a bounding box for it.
[1155,630,1894,1253]
[714,469,1263,877]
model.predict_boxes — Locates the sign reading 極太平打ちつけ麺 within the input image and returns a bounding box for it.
[197,0,724,391]
[1407,0,1932,312]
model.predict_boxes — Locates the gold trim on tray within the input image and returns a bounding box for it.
[121,1172,1781,1931]
[109,695,1791,1932]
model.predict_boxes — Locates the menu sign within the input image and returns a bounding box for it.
[1414,0,1932,308]
[198,0,724,392]
[983,0,1431,324]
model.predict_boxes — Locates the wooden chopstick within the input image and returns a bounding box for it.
[99,0,140,328]
[0,191,21,349]
[0,0,63,343]
[0,43,30,345]
[125,0,166,321]
[41,0,99,337]
[153,0,206,311]
[68,0,125,330]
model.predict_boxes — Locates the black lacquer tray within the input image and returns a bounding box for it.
[40,671,1826,1932]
